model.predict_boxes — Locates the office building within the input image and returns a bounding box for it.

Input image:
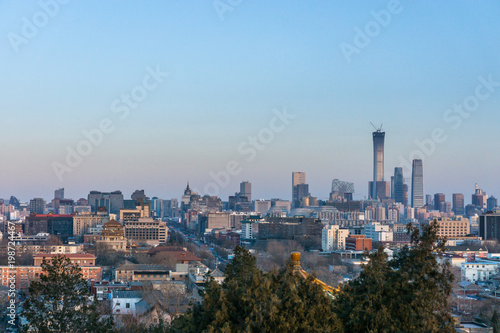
[207,212,231,230]
[240,181,252,202]
[54,188,64,200]
[487,196,498,211]
[292,172,306,208]
[393,167,404,204]
[322,225,349,251]
[57,199,75,214]
[370,129,385,200]
[364,222,393,242]
[254,200,271,215]
[479,210,500,241]
[29,198,46,214]
[403,184,409,206]
[271,199,292,212]
[73,210,110,238]
[330,179,355,202]
[124,218,168,244]
[431,217,470,238]
[434,193,445,211]
[25,214,74,242]
[411,159,424,208]
[257,217,324,249]
[472,184,488,210]
[425,194,432,207]
[440,202,452,214]
[453,193,465,216]
[120,201,151,222]
[162,198,180,218]
[88,191,124,215]
[296,184,310,207]
[131,190,147,201]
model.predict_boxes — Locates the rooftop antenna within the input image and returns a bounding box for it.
[370,122,383,132]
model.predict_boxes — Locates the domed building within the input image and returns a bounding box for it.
[96,219,127,252]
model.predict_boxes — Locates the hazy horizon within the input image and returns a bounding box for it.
[2,1,499,203]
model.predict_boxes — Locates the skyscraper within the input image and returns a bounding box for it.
[296,183,309,207]
[487,196,498,211]
[426,194,432,207]
[472,184,488,210]
[452,193,465,216]
[411,159,424,208]
[434,193,445,211]
[370,130,385,200]
[292,172,306,207]
[240,181,252,202]
[29,198,46,214]
[393,167,404,204]
[54,188,64,200]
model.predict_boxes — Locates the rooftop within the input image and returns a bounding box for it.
[446,245,488,252]
[34,253,96,259]
[112,290,142,299]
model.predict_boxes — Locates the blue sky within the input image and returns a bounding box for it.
[1,1,499,203]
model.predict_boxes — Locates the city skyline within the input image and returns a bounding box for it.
[1,2,500,202]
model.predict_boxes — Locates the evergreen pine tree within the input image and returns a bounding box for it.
[20,256,114,333]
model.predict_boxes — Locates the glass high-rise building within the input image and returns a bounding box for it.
[54,188,64,200]
[393,167,404,204]
[411,159,424,208]
[452,193,465,216]
[434,193,445,211]
[371,130,385,199]
[292,172,306,207]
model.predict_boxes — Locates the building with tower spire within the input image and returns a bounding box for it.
[368,125,389,200]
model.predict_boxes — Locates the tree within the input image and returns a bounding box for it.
[333,221,455,333]
[20,256,113,332]
[492,309,500,333]
[169,246,342,332]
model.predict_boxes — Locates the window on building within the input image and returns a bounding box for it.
[126,303,130,308]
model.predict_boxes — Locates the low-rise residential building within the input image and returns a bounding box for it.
[111,290,143,316]
[2,244,84,256]
[33,253,97,266]
[0,253,101,290]
[461,260,500,282]
[446,245,488,259]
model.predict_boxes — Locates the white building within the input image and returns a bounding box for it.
[461,260,500,282]
[387,208,398,223]
[242,221,259,239]
[364,222,393,242]
[111,290,143,316]
[322,225,349,251]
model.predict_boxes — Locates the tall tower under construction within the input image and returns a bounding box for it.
[369,127,388,200]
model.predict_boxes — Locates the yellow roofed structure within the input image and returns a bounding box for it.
[291,252,340,299]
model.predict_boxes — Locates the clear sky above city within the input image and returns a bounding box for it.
[1,1,499,203]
